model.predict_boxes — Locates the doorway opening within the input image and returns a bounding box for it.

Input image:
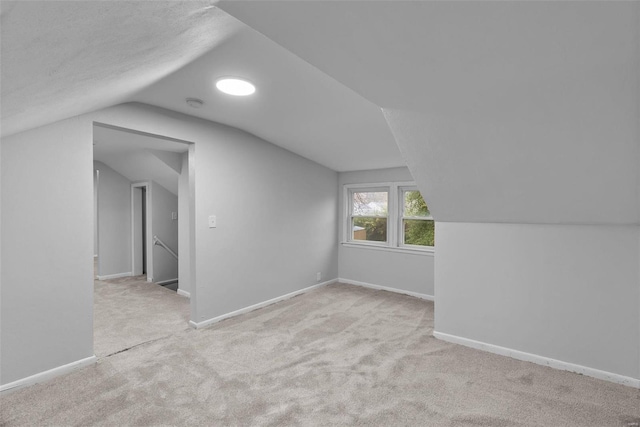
[92,121,195,358]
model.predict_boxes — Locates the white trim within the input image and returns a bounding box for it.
[344,183,394,245]
[433,331,640,389]
[177,289,190,298]
[341,242,434,256]
[96,272,132,280]
[190,279,338,329]
[131,181,152,280]
[156,278,178,286]
[339,278,434,301]
[343,181,435,251]
[0,356,97,394]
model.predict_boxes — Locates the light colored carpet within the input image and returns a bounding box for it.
[1,283,639,426]
[93,275,190,357]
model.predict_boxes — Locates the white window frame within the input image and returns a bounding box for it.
[346,185,391,247]
[398,186,435,250]
[343,182,434,254]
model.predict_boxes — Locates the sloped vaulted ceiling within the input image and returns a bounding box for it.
[2,0,638,221]
[219,1,640,225]
[0,1,242,137]
[0,1,404,172]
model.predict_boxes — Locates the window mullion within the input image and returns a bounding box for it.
[399,186,405,248]
[389,184,398,247]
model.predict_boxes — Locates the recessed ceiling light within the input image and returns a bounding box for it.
[215,78,256,96]
[186,98,204,108]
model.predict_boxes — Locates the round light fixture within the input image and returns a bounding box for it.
[215,78,256,96]
[186,98,204,108]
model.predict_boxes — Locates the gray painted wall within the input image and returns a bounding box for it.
[1,103,339,385]
[93,170,98,256]
[338,167,434,297]
[220,0,640,385]
[1,119,94,385]
[191,113,339,321]
[151,181,178,283]
[0,129,3,383]
[94,161,132,277]
[435,222,640,380]
[373,5,640,383]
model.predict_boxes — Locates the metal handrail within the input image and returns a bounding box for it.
[153,235,178,260]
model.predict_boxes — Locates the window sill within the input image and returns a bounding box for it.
[340,242,434,256]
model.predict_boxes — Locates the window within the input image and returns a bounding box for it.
[350,190,388,243]
[344,182,434,252]
[400,188,434,247]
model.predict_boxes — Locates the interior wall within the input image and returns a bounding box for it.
[373,5,640,384]
[0,102,339,385]
[338,167,434,297]
[93,104,338,322]
[178,152,191,294]
[1,118,94,385]
[435,222,640,381]
[0,129,3,380]
[151,181,178,283]
[219,0,640,386]
[93,170,98,256]
[191,113,339,321]
[94,161,132,277]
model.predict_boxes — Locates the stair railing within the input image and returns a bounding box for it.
[153,235,178,260]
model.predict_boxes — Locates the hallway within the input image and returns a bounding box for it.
[93,275,190,358]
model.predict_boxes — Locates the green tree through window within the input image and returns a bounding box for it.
[403,190,434,247]
[351,191,388,242]
[346,184,434,249]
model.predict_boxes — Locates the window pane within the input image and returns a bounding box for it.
[404,219,434,246]
[404,190,430,217]
[352,191,388,216]
[353,217,387,242]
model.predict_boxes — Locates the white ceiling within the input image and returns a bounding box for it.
[0,1,240,136]
[1,1,404,172]
[3,1,637,223]
[93,125,189,195]
[132,25,401,172]
[219,1,640,224]
[219,1,636,114]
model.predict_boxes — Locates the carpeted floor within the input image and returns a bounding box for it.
[1,281,639,426]
[93,275,190,358]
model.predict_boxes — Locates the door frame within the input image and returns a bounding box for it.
[131,181,153,281]
[94,120,196,308]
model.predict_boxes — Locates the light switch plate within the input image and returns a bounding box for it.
[208,215,216,228]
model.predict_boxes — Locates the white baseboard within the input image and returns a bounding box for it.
[339,278,434,301]
[433,331,640,389]
[190,279,338,329]
[96,272,132,280]
[156,278,178,286]
[177,289,190,298]
[0,355,97,394]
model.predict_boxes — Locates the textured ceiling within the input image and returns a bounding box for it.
[4,0,636,215]
[1,1,242,137]
[0,0,403,172]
